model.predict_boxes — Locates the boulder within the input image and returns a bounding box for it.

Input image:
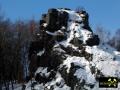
[86,35,100,46]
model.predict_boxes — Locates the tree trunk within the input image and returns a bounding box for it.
[0,80,2,90]
[11,80,14,90]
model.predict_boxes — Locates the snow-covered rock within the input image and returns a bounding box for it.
[27,8,120,90]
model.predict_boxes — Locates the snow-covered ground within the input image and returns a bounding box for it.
[2,84,22,90]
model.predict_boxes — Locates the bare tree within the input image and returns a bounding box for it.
[95,26,111,44]
[109,29,120,51]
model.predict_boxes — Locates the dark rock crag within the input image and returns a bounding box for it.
[27,8,102,90]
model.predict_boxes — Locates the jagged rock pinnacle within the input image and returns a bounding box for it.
[26,8,120,90]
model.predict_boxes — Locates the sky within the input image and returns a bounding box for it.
[0,0,120,34]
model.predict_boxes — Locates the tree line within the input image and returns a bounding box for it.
[0,13,39,89]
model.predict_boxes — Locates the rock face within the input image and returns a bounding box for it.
[27,8,120,90]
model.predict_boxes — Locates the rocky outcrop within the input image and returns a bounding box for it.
[26,8,120,90]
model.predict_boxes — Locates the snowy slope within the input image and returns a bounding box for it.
[26,8,120,90]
